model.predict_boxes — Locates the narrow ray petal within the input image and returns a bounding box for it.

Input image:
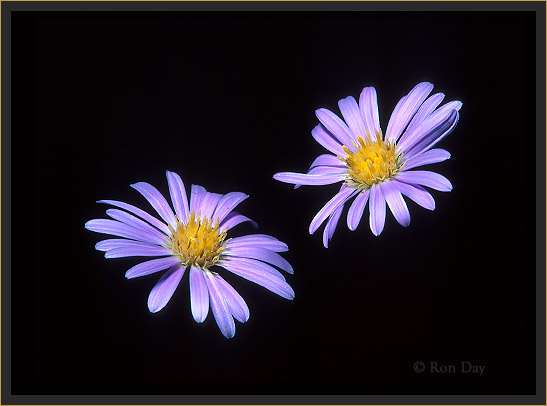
[273,172,345,186]
[215,276,250,323]
[311,124,346,157]
[199,192,223,220]
[95,238,161,252]
[98,200,170,234]
[166,171,190,223]
[106,209,167,241]
[309,186,357,234]
[402,149,451,171]
[219,212,257,230]
[396,170,453,192]
[204,270,235,339]
[226,235,288,252]
[379,181,410,227]
[125,256,181,279]
[359,86,381,136]
[316,108,356,147]
[386,82,434,143]
[220,256,286,282]
[105,245,172,258]
[403,110,459,159]
[218,262,295,300]
[323,204,343,248]
[147,265,185,313]
[189,266,209,323]
[212,192,249,223]
[189,185,207,216]
[347,189,370,231]
[225,246,293,274]
[85,219,166,245]
[392,180,435,210]
[398,92,445,146]
[308,154,345,170]
[369,184,386,236]
[130,182,176,227]
[338,96,366,140]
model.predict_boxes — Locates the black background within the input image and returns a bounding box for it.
[11,8,536,397]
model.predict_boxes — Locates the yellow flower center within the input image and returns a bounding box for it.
[343,132,403,189]
[167,211,227,269]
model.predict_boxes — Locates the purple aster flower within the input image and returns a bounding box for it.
[274,82,462,246]
[85,171,294,338]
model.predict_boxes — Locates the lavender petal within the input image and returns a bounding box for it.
[273,172,345,186]
[226,234,288,253]
[219,212,257,231]
[386,82,434,143]
[398,92,445,146]
[392,180,435,210]
[204,270,236,339]
[189,265,209,323]
[225,246,293,274]
[166,171,190,223]
[402,148,451,171]
[359,86,381,136]
[106,209,167,241]
[212,192,249,224]
[347,189,370,231]
[130,182,177,227]
[369,184,386,236]
[323,204,343,248]
[214,275,250,323]
[220,256,287,282]
[125,256,181,279]
[338,96,366,140]
[309,185,356,234]
[147,265,185,313]
[316,108,356,148]
[395,170,453,192]
[311,124,346,157]
[98,200,170,234]
[85,219,166,245]
[379,181,410,227]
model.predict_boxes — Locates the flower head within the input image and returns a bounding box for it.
[85,171,294,338]
[274,82,461,246]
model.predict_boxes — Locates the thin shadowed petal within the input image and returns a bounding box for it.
[274,172,345,186]
[199,192,223,220]
[105,245,172,258]
[402,149,451,171]
[204,270,235,339]
[220,256,287,282]
[130,182,177,227]
[214,276,250,323]
[379,181,410,227]
[189,265,209,323]
[85,219,166,245]
[218,262,295,300]
[392,180,435,210]
[338,96,366,140]
[226,235,288,252]
[316,108,356,147]
[347,189,370,231]
[308,154,345,170]
[403,110,459,159]
[386,82,434,143]
[189,185,207,215]
[323,204,343,248]
[166,171,190,223]
[398,93,445,146]
[219,212,257,230]
[225,246,293,274]
[294,165,346,189]
[147,265,185,313]
[397,100,462,153]
[309,185,357,234]
[95,238,161,252]
[106,209,167,241]
[396,170,453,192]
[212,192,249,223]
[311,124,346,157]
[369,184,386,236]
[359,86,381,136]
[98,200,170,234]
[125,256,181,279]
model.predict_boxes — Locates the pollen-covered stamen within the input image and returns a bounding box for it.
[343,131,403,189]
[167,211,227,269]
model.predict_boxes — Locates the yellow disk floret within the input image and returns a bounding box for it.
[343,131,403,189]
[167,211,227,269]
